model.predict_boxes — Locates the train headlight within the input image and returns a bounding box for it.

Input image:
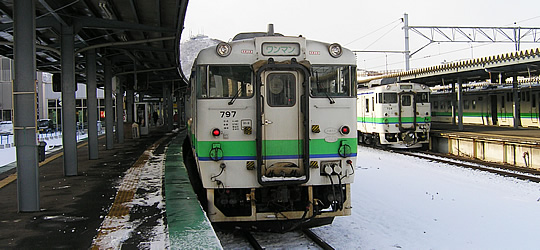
[211,128,221,136]
[339,125,350,135]
[216,42,232,57]
[328,43,343,58]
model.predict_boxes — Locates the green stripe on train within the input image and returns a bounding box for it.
[356,116,431,124]
[432,111,517,118]
[195,138,357,158]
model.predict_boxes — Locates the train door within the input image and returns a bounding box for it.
[490,95,498,125]
[399,92,415,130]
[259,70,304,181]
[370,96,376,130]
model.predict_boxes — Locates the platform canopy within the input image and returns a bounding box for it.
[0,0,189,94]
[360,48,540,86]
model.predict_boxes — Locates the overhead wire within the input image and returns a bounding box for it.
[345,18,403,46]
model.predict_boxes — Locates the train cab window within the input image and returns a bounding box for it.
[416,92,429,103]
[311,66,352,97]
[381,93,397,103]
[198,65,253,99]
[267,73,296,107]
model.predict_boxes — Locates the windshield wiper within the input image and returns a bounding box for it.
[228,86,243,105]
[325,92,335,104]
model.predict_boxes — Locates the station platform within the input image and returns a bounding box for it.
[430,122,540,169]
[0,127,221,249]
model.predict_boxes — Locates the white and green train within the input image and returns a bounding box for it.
[431,82,540,127]
[357,82,431,148]
[185,26,357,229]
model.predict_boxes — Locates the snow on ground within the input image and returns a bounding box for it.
[0,132,89,174]
[312,146,540,249]
[4,133,540,249]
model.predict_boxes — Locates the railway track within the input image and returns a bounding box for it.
[242,229,335,250]
[392,149,540,182]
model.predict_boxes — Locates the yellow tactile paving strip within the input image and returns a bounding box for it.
[91,136,167,249]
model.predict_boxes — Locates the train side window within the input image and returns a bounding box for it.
[196,66,208,98]
[533,94,537,108]
[464,100,470,109]
[372,97,375,111]
[440,101,445,110]
[365,98,369,112]
[527,91,531,102]
[433,101,439,109]
[472,100,476,110]
[501,95,505,108]
[447,101,451,110]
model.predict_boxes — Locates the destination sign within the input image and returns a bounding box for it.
[261,43,300,56]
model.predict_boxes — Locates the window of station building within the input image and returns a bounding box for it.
[267,73,295,107]
[415,92,429,103]
[381,93,397,103]
[197,65,253,99]
[311,66,353,97]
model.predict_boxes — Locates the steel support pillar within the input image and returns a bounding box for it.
[116,84,124,143]
[126,89,134,123]
[403,13,410,71]
[61,24,78,176]
[168,82,174,131]
[457,78,464,131]
[104,60,114,150]
[513,76,521,129]
[14,0,39,212]
[162,84,169,130]
[451,81,456,126]
[86,49,98,159]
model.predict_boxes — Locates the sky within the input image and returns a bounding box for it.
[182,0,540,72]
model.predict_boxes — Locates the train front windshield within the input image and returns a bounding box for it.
[311,66,353,97]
